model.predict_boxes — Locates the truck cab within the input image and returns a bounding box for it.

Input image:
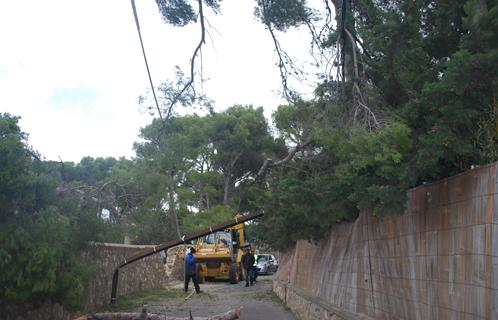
[191,215,247,283]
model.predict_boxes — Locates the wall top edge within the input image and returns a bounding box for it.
[408,161,497,193]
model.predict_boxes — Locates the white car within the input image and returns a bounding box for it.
[256,254,278,274]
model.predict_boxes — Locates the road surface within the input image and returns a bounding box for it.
[140,275,296,320]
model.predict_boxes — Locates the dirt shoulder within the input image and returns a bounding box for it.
[137,275,296,320]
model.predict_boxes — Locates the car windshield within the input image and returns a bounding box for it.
[258,255,269,262]
[203,231,231,245]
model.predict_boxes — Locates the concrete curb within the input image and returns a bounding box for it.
[273,280,375,320]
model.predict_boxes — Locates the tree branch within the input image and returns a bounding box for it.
[260,1,302,102]
[165,0,206,120]
[256,139,312,179]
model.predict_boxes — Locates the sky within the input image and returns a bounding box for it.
[0,0,322,163]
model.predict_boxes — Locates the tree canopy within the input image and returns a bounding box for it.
[148,0,497,248]
[1,0,497,310]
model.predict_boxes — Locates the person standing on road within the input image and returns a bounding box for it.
[184,247,201,293]
[251,249,259,283]
[241,248,255,287]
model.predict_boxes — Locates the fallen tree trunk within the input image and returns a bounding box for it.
[83,307,241,320]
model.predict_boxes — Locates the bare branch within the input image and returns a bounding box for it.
[165,0,206,120]
[256,139,312,179]
[259,1,303,102]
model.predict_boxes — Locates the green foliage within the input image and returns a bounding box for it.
[181,205,234,234]
[0,114,115,310]
[0,114,54,222]
[254,0,311,31]
[255,112,414,249]
[130,105,279,242]
[331,123,414,216]
[0,208,93,310]
[155,0,222,26]
[75,156,118,185]
[354,0,498,181]
[254,0,497,250]
[3,1,495,289]
[156,0,196,26]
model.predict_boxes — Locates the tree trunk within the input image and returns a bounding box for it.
[84,307,241,320]
[169,170,181,239]
[222,152,242,206]
[330,0,355,82]
[223,173,231,206]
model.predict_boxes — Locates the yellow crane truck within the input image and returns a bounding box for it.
[179,214,249,284]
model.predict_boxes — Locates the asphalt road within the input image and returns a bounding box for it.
[142,275,297,320]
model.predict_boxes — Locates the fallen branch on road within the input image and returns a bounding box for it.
[82,307,241,320]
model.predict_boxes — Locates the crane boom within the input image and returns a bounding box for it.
[110,211,264,303]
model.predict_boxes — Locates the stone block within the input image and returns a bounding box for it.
[493,257,498,290]
[494,193,498,223]
[448,201,464,228]
[426,255,438,280]
[437,255,450,282]
[438,205,451,230]
[437,307,460,320]
[462,200,474,227]
[465,254,486,287]
[453,227,466,255]
[483,192,494,224]
[415,232,427,256]
[427,304,438,320]
[426,231,438,256]
[427,280,438,306]
[404,256,416,280]
[438,229,451,255]
[449,254,465,284]
[448,174,468,206]
[493,289,498,318]
[426,207,439,232]
[447,282,465,313]
[464,285,485,318]
[414,255,427,280]
[413,304,428,320]
[405,232,416,258]
[404,214,415,235]
[492,225,498,258]
[465,225,486,255]
[413,207,426,234]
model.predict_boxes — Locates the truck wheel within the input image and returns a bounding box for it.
[229,264,238,284]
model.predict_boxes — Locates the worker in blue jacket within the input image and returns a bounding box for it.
[184,247,201,293]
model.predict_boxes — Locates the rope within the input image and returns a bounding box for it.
[130,0,163,121]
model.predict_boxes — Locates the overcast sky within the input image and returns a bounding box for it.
[0,0,321,163]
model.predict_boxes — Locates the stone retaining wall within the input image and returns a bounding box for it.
[4,242,169,320]
[275,162,498,319]
[83,242,169,310]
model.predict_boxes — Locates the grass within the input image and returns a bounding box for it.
[98,287,186,312]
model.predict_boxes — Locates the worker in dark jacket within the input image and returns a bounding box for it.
[241,248,255,287]
[184,247,201,293]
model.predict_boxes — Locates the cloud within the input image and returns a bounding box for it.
[0,0,320,162]
[49,85,98,110]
